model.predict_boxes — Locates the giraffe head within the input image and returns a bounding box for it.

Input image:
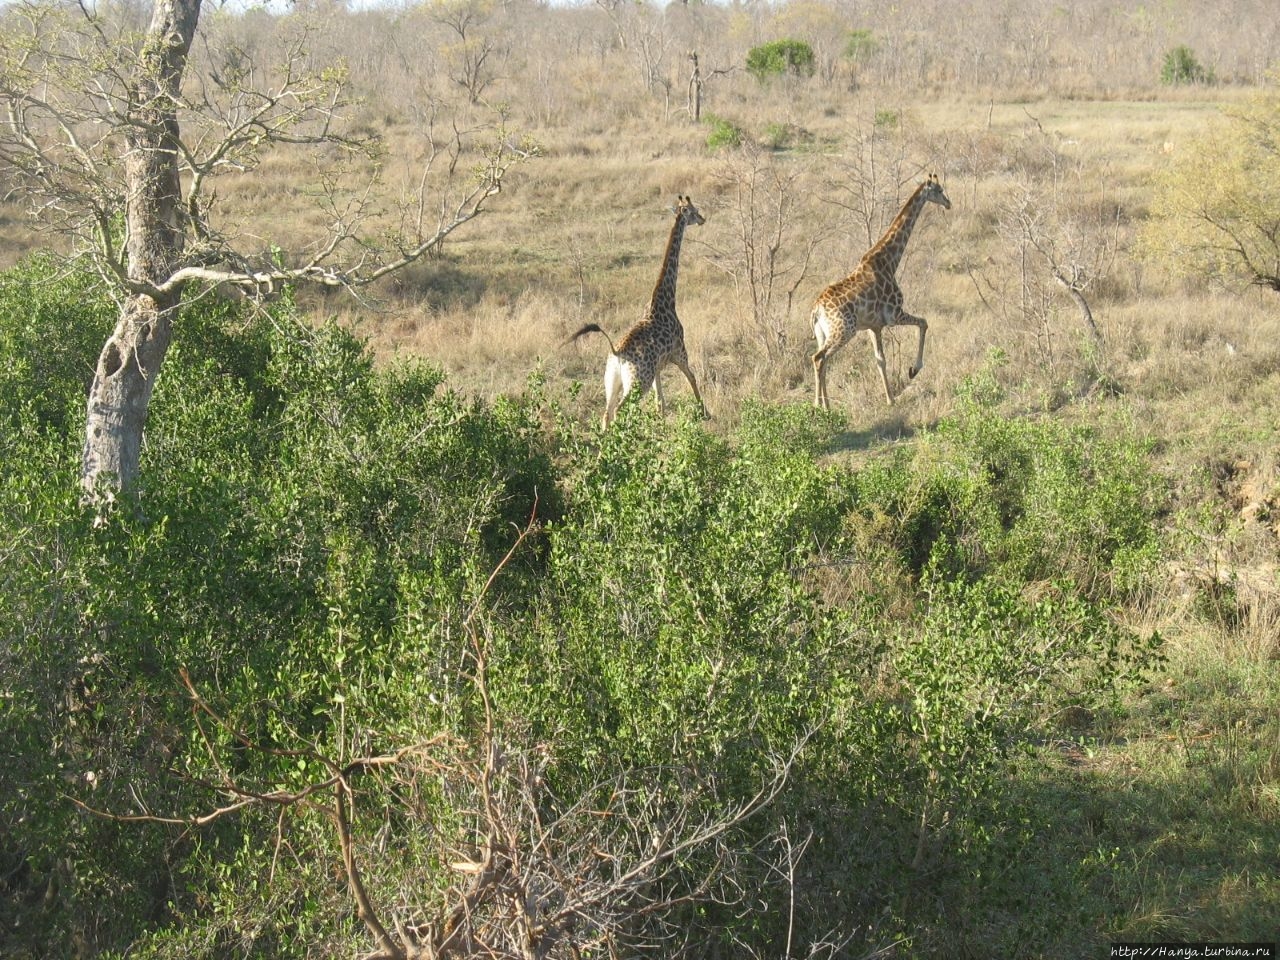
[921,173,952,210]
[674,195,706,227]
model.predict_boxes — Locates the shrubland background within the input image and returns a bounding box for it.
[1,0,1279,957]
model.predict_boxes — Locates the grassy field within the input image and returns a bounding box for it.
[1,0,1277,952]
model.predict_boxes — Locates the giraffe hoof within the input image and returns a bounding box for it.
[908,366,920,380]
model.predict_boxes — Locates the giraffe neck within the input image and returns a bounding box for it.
[650,212,689,314]
[864,182,928,277]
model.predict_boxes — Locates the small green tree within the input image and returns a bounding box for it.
[746,39,815,82]
[1141,82,1280,293]
[1160,44,1208,85]
[843,28,878,65]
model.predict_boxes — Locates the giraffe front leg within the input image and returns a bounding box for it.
[903,313,929,380]
[674,360,707,419]
[871,328,894,404]
[652,369,666,415]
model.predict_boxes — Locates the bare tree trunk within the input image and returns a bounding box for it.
[1052,271,1103,347]
[81,0,201,500]
[687,51,701,123]
[82,297,177,499]
[2,0,526,502]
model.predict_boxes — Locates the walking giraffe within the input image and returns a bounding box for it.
[811,173,951,408]
[570,195,707,427]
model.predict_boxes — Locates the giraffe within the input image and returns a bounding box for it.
[811,173,951,409]
[569,195,707,428]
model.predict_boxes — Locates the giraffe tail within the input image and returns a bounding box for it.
[567,323,617,354]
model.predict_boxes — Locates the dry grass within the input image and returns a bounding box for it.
[276,91,1249,440]
[1,3,1274,534]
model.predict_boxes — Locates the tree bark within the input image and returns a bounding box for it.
[81,297,177,499]
[687,51,701,123]
[1051,270,1103,347]
[81,0,201,500]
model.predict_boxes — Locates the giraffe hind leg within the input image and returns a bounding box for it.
[652,368,666,414]
[812,307,837,409]
[604,359,648,426]
[812,338,842,410]
[602,355,629,427]
[812,350,828,410]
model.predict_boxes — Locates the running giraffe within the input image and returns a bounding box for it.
[811,173,951,408]
[570,195,706,427]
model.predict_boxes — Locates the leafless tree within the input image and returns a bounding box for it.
[0,0,534,502]
[627,4,673,97]
[687,50,702,122]
[822,119,917,254]
[1002,184,1113,349]
[685,50,731,124]
[704,144,831,359]
[973,132,1120,362]
[592,0,630,53]
[430,0,505,106]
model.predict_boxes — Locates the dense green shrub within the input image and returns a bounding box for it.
[509,401,849,777]
[844,28,878,65]
[874,107,900,129]
[0,255,114,448]
[0,260,555,956]
[821,378,1165,880]
[746,39,816,82]
[1160,44,1210,85]
[703,112,745,150]
[762,120,791,149]
[844,372,1163,599]
[0,258,1168,959]
[760,121,814,150]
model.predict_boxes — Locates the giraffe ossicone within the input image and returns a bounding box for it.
[811,173,951,409]
[569,195,707,428]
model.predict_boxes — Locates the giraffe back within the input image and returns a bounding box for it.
[815,257,902,325]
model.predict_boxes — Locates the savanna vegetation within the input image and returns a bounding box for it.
[1,0,1279,957]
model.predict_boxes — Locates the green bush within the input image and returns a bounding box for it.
[0,257,1170,958]
[703,112,745,150]
[1160,44,1210,85]
[746,39,816,82]
[760,121,814,150]
[0,258,555,956]
[878,574,1158,853]
[844,373,1164,600]
[762,121,791,149]
[873,107,900,129]
[513,401,849,776]
[0,254,114,447]
[844,28,878,64]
